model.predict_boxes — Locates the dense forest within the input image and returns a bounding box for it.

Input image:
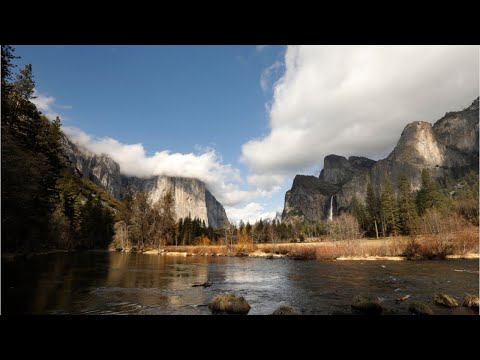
[1,46,118,253]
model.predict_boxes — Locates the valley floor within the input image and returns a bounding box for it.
[137,230,479,261]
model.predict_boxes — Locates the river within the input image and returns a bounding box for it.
[3,251,478,315]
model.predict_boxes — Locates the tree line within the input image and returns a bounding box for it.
[351,169,479,238]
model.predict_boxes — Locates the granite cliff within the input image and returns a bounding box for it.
[282,98,479,223]
[62,136,229,228]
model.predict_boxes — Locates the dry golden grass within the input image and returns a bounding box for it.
[159,226,478,261]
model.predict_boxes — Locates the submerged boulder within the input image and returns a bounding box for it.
[271,306,301,315]
[208,293,251,315]
[351,295,384,314]
[408,302,434,315]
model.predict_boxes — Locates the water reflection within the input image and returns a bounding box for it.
[3,251,478,315]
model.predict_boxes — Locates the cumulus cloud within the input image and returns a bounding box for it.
[225,202,279,225]
[31,89,72,120]
[260,61,282,92]
[243,45,479,177]
[247,174,284,193]
[63,126,262,207]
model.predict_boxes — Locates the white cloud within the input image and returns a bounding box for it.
[31,89,59,120]
[243,45,479,179]
[260,61,282,92]
[31,89,72,120]
[63,126,261,207]
[225,202,279,225]
[247,174,284,192]
[256,45,269,52]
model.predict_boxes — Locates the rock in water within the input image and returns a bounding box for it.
[208,293,251,315]
[351,295,384,314]
[462,294,479,310]
[271,306,301,315]
[409,302,434,315]
[433,293,459,308]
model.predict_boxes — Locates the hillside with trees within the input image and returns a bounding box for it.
[1,46,118,253]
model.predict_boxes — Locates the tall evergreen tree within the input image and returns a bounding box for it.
[14,64,36,100]
[397,175,419,235]
[380,176,399,236]
[351,194,367,231]
[366,183,380,238]
[416,169,442,215]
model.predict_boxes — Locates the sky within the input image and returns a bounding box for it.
[14,45,479,224]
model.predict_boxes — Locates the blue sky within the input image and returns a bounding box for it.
[14,45,479,223]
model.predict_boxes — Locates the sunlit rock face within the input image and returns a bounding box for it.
[282,98,479,223]
[62,136,229,228]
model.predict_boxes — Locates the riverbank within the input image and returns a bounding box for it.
[134,232,479,261]
[2,249,73,261]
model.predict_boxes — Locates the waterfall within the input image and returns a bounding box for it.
[328,196,333,221]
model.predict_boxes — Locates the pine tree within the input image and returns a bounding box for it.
[380,176,399,236]
[159,192,176,246]
[366,183,380,238]
[351,194,367,231]
[397,175,419,235]
[416,169,442,215]
[14,64,36,100]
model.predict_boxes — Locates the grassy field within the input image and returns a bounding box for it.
[156,227,479,261]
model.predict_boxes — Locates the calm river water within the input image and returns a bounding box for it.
[3,251,478,315]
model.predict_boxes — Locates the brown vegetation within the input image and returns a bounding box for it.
[157,225,478,261]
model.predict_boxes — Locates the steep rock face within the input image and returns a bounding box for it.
[205,190,229,228]
[282,175,339,223]
[125,175,209,224]
[371,121,446,190]
[62,136,122,198]
[283,98,479,223]
[62,135,229,227]
[433,97,479,169]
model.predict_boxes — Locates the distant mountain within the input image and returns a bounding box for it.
[282,98,479,223]
[62,136,229,228]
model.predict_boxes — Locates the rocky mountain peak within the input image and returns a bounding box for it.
[388,121,444,168]
[282,98,479,223]
[467,97,479,111]
[62,135,229,228]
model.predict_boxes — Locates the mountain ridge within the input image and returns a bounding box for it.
[282,97,479,223]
